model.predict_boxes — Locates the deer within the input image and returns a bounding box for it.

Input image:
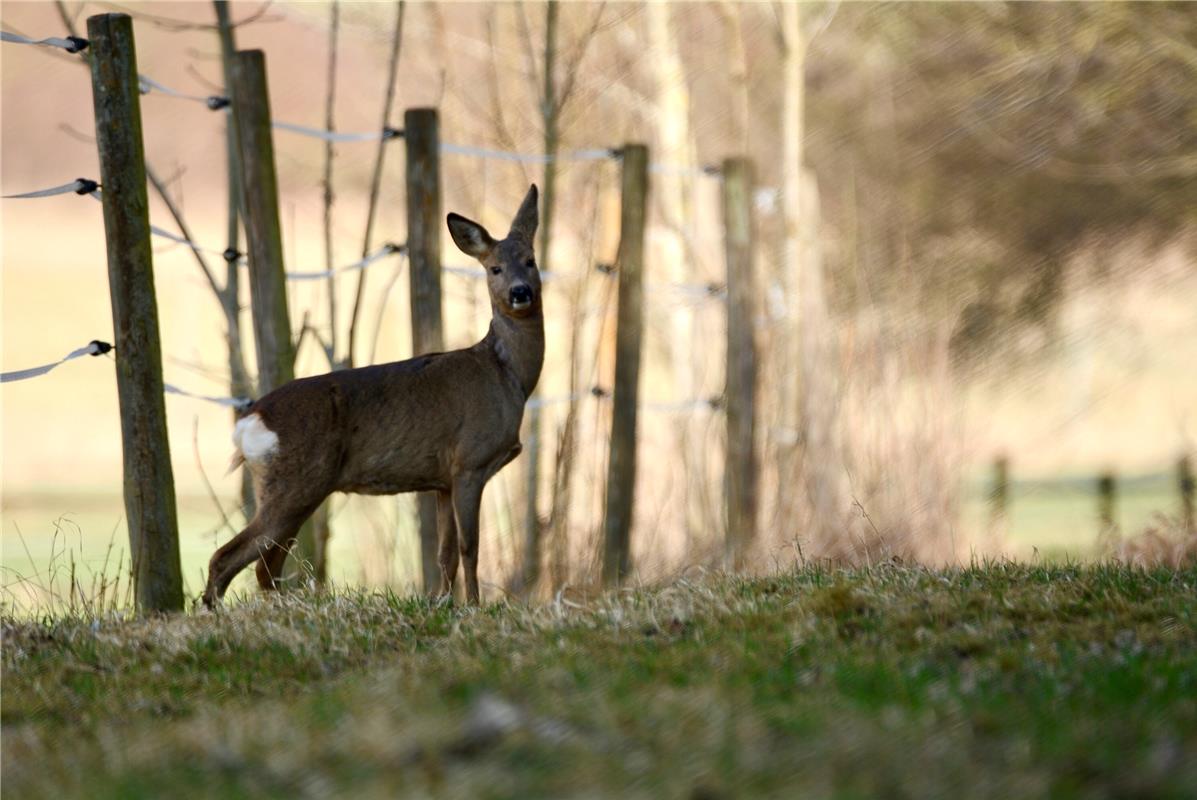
[202,185,544,608]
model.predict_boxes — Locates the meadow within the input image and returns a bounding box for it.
[3,563,1195,798]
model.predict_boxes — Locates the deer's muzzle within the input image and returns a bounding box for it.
[510,285,533,309]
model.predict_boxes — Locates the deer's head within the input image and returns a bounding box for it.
[447,184,542,319]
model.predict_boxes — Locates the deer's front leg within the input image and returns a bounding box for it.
[451,472,485,605]
[436,489,459,598]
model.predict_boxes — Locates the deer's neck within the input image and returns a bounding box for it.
[486,309,545,399]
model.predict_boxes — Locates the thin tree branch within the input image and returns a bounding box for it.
[347,0,406,368]
[98,1,278,32]
[193,418,237,538]
[556,2,606,114]
[323,0,341,368]
[515,2,544,113]
[145,166,223,300]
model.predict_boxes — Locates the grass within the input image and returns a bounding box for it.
[959,469,1185,559]
[3,562,1196,798]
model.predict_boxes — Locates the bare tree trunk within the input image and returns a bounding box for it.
[718,2,751,154]
[780,3,805,434]
[781,5,850,554]
[647,2,702,548]
[518,0,560,597]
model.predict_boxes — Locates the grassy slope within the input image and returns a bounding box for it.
[3,564,1196,799]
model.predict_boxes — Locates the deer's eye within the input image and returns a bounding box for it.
[490,266,502,275]
[526,259,537,270]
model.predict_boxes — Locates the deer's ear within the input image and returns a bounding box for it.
[447,213,495,260]
[508,184,539,244]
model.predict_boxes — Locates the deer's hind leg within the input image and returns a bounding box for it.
[203,490,327,607]
[255,538,292,590]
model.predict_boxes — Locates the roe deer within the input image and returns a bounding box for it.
[203,185,544,607]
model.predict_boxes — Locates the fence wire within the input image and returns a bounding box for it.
[0,30,87,53]
[1,340,110,383]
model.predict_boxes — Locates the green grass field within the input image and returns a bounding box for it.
[962,470,1184,558]
[3,563,1195,798]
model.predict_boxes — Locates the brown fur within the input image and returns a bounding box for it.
[203,186,544,607]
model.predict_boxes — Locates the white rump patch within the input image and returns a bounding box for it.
[233,413,279,463]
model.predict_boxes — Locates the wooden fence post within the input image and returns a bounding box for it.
[405,108,445,595]
[1179,455,1194,532]
[989,455,1010,526]
[230,50,315,575]
[722,157,757,569]
[602,144,648,586]
[231,50,294,395]
[87,13,183,613]
[1097,472,1116,532]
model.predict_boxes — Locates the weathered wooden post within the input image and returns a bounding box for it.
[989,455,1010,526]
[602,144,648,586]
[87,13,183,613]
[1097,472,1116,532]
[231,50,294,396]
[722,157,757,569]
[405,108,444,595]
[230,49,315,574]
[1179,455,1194,532]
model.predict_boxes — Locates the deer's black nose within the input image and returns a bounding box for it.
[510,285,533,306]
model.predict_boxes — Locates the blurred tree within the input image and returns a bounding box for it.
[802,2,1197,361]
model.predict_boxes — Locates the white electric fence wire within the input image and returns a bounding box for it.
[138,74,396,140]
[3,179,93,199]
[79,189,240,260]
[0,336,252,407]
[440,142,717,178]
[1,34,719,175]
[271,120,396,143]
[163,382,252,410]
[10,180,402,279]
[138,75,220,107]
[442,264,485,279]
[441,142,615,165]
[149,218,237,260]
[524,391,720,415]
[0,30,86,52]
[1,341,107,383]
[442,264,565,283]
[285,245,403,281]
[526,392,586,410]
[649,162,721,179]
[641,398,723,413]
